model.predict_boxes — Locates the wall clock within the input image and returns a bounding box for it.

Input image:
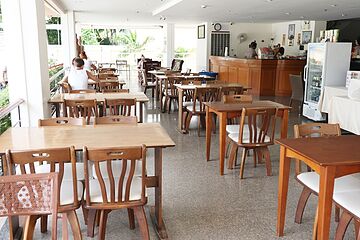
[214,23,222,31]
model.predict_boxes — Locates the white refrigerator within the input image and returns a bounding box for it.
[303,42,352,121]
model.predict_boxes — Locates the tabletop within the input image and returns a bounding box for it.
[88,79,125,84]
[176,83,250,91]
[204,100,289,112]
[49,92,149,103]
[156,75,214,80]
[0,123,175,152]
[275,135,360,166]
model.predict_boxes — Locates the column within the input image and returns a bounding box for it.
[164,23,175,67]
[61,11,77,69]
[2,0,51,127]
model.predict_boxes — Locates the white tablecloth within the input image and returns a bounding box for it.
[329,96,360,135]
[321,86,348,113]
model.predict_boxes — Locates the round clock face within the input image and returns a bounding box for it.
[214,23,222,31]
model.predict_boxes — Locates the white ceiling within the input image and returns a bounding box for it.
[58,0,360,25]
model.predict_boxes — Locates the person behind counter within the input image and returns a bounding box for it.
[274,47,285,59]
[244,41,258,59]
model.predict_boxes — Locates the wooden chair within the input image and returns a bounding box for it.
[141,70,156,98]
[64,99,98,124]
[228,108,277,179]
[98,82,119,92]
[4,147,83,240]
[220,86,244,97]
[94,116,138,125]
[98,73,117,80]
[104,98,136,117]
[171,59,184,72]
[292,123,360,239]
[163,76,182,113]
[102,88,129,93]
[70,89,96,94]
[0,173,59,240]
[184,87,219,136]
[83,145,149,240]
[222,94,253,104]
[38,117,85,126]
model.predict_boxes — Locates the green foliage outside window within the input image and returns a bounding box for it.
[0,87,11,134]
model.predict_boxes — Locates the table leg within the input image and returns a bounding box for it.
[55,103,60,117]
[280,109,289,138]
[219,112,227,175]
[206,106,212,161]
[149,147,168,239]
[139,102,144,123]
[177,89,184,132]
[155,76,159,101]
[160,79,164,112]
[317,166,336,240]
[277,146,291,237]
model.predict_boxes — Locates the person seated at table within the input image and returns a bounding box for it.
[61,57,98,90]
[80,51,97,71]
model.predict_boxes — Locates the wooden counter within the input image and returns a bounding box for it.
[209,56,305,96]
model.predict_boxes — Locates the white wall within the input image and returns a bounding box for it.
[229,23,272,58]
[196,22,210,71]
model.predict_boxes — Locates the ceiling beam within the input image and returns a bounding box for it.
[44,0,66,14]
[152,0,184,16]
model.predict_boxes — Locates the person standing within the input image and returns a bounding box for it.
[244,41,258,59]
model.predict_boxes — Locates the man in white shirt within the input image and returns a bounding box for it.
[61,57,98,90]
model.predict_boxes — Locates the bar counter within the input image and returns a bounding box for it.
[209,56,306,96]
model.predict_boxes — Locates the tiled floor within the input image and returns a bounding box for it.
[4,78,356,239]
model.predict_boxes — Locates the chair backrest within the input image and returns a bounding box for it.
[184,68,191,75]
[69,89,96,94]
[222,94,253,104]
[102,88,130,93]
[4,147,79,210]
[98,73,116,79]
[65,99,98,124]
[105,98,136,116]
[289,74,304,102]
[99,82,119,92]
[38,117,85,127]
[220,86,244,96]
[193,87,220,112]
[95,116,138,125]
[237,108,278,146]
[83,146,147,207]
[171,59,184,72]
[166,76,182,96]
[294,123,341,138]
[293,123,341,174]
[0,173,59,240]
[182,80,202,85]
[151,61,161,69]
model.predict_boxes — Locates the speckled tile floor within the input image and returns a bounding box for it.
[2,78,356,239]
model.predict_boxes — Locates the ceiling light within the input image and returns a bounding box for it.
[341,13,347,17]
[267,0,273,2]
[300,16,305,19]
[330,4,337,7]
[285,12,291,15]
[201,5,207,8]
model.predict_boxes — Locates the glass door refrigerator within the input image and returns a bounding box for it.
[303,42,352,121]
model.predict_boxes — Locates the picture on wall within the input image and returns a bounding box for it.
[302,31,312,44]
[297,33,301,45]
[198,25,205,39]
[288,24,295,40]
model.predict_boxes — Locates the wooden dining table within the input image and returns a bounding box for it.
[205,100,290,175]
[48,92,149,122]
[275,135,360,240]
[88,79,126,89]
[176,83,251,133]
[0,123,176,239]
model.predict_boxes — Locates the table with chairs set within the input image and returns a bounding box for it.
[0,115,175,240]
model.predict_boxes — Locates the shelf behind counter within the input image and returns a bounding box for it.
[209,56,306,96]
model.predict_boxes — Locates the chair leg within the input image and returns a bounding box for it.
[185,112,193,132]
[263,147,272,176]
[182,111,189,130]
[82,201,88,225]
[312,206,318,240]
[62,213,69,240]
[295,186,312,224]
[167,98,172,114]
[87,209,97,237]
[335,210,353,240]
[23,215,38,240]
[335,205,340,222]
[151,88,154,98]
[127,208,135,230]
[240,148,248,179]
[228,142,238,169]
[40,215,47,233]
[67,210,82,240]
[133,207,150,240]
[98,210,110,240]
[197,116,201,137]
[253,149,257,168]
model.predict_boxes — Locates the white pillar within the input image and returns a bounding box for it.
[2,0,50,127]
[61,11,77,69]
[164,23,175,67]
